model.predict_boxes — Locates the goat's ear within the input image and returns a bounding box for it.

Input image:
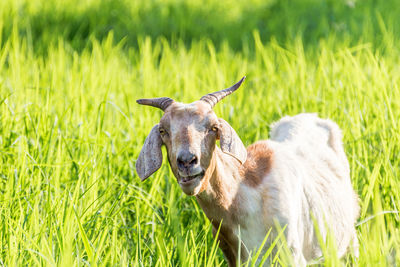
[136,124,163,181]
[218,118,247,164]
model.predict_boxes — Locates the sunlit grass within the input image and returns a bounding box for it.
[0,2,400,265]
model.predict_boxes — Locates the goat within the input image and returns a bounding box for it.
[136,77,360,266]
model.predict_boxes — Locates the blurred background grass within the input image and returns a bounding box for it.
[1,0,400,51]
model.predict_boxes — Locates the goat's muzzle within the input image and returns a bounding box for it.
[177,151,198,171]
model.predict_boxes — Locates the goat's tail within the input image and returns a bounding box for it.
[316,118,344,155]
[315,118,349,170]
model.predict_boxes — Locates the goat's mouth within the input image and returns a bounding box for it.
[179,171,205,185]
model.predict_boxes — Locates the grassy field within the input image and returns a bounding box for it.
[0,0,400,266]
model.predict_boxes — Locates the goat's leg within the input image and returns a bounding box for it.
[212,227,237,267]
[351,230,359,259]
[285,225,307,267]
[290,246,307,267]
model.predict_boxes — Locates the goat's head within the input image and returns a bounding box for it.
[136,77,247,195]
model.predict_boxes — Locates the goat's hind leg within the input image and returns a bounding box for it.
[350,230,359,259]
[285,227,307,267]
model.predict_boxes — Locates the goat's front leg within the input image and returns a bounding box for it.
[212,226,237,267]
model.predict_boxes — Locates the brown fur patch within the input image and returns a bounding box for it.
[241,141,274,187]
[198,154,216,194]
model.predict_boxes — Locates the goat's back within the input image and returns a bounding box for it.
[270,113,349,174]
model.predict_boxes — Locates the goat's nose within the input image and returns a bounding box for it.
[177,151,198,170]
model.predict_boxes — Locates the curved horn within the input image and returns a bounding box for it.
[200,76,246,108]
[136,97,174,111]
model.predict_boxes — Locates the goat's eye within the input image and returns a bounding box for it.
[159,127,167,136]
[209,126,218,133]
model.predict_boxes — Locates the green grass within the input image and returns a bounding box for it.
[0,0,400,266]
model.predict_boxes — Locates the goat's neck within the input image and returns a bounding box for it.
[196,147,243,219]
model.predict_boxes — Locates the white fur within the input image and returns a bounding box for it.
[236,113,359,264]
